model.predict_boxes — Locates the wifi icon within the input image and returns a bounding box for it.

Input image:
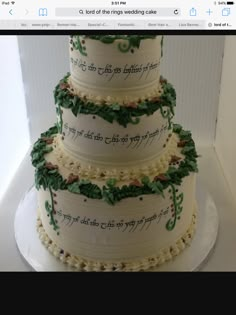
[11,1,15,4]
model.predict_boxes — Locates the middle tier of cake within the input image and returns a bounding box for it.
[54,75,176,165]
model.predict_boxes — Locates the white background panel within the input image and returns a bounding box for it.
[161,35,224,145]
[215,36,236,203]
[0,36,30,200]
[17,36,69,142]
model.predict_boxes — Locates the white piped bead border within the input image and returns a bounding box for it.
[36,207,197,272]
[52,133,182,181]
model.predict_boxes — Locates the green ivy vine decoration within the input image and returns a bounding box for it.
[71,36,87,56]
[160,106,172,130]
[161,35,164,57]
[165,183,184,231]
[56,104,63,133]
[71,35,158,54]
[118,40,132,53]
[54,74,176,128]
[45,187,60,235]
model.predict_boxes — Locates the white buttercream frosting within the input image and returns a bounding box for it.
[69,36,162,102]
[60,109,172,165]
[37,208,197,272]
[38,172,196,263]
[67,76,164,105]
[51,132,181,180]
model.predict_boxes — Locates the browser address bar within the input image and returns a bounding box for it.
[55,7,181,17]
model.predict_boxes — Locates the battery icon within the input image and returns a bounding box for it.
[227,1,234,4]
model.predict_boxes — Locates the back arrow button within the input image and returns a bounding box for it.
[9,9,13,15]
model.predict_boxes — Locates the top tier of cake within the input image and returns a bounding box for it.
[69,35,163,104]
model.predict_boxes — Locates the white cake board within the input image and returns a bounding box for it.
[14,184,219,272]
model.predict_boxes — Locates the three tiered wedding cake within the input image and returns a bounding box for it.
[31,35,198,271]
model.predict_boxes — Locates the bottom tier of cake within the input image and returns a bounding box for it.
[31,123,198,271]
[37,209,196,272]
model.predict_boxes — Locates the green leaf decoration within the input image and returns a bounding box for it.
[149,182,164,198]
[103,189,115,205]
[138,102,148,110]
[186,160,198,172]
[53,74,176,128]
[179,130,191,138]
[141,176,151,185]
[79,183,102,199]
[68,182,81,193]
[99,36,115,44]
[41,125,58,138]
[36,160,45,169]
[111,103,120,111]
[32,152,40,163]
[181,146,195,154]
[43,146,53,154]
[79,179,91,185]
[155,181,164,191]
[166,167,178,175]
[152,181,165,198]
[173,124,182,133]
[45,200,51,213]
[48,169,58,175]
[106,178,117,188]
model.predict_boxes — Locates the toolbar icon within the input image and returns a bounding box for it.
[189,8,197,16]
[222,8,230,16]
[206,9,213,16]
[39,8,48,16]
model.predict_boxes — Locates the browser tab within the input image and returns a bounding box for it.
[115,20,145,29]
